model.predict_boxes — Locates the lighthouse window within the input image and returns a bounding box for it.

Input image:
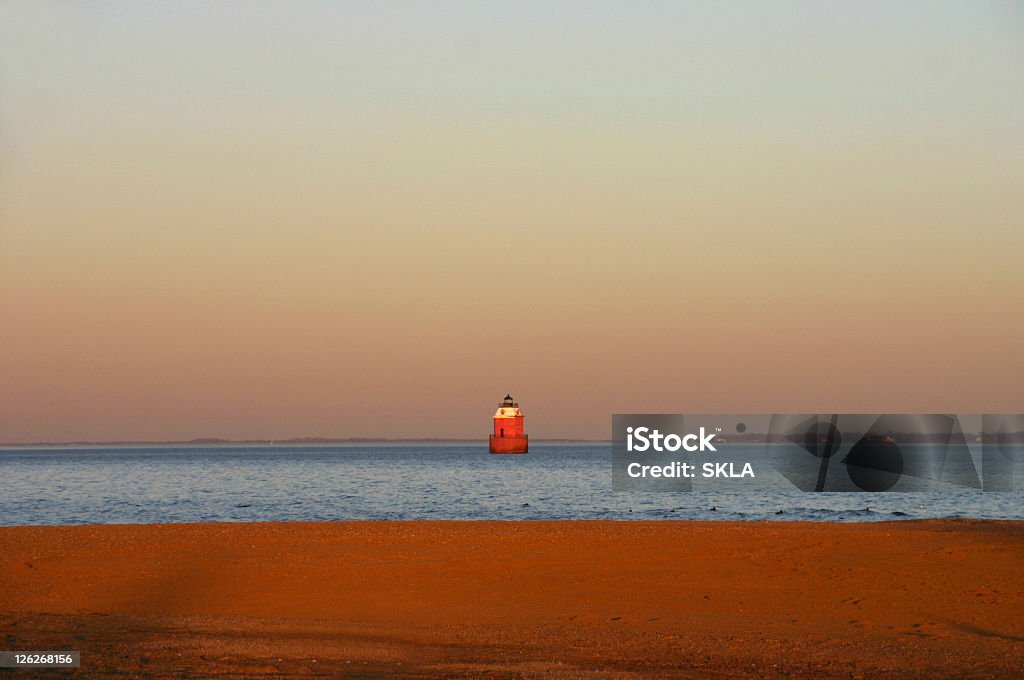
[500,428,505,438]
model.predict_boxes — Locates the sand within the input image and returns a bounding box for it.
[2,520,1023,678]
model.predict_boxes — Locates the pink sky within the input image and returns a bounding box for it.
[2,2,1022,441]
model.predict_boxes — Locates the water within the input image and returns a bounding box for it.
[1,443,1022,526]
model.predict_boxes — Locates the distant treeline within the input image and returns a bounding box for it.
[5,434,1023,447]
[1,437,602,446]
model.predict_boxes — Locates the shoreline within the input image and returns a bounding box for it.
[3,519,1023,677]
[4,516,1024,528]
[0,439,608,447]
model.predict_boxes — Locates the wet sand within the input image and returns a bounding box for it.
[2,520,1023,678]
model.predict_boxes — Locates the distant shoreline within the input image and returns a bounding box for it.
[0,437,609,447]
[5,432,1022,446]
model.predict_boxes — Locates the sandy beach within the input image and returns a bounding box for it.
[2,520,1022,677]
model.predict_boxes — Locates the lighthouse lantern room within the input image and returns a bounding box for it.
[489,394,528,454]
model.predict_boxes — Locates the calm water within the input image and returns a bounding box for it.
[1,443,1022,526]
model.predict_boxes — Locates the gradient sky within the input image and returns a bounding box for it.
[1,1,1022,442]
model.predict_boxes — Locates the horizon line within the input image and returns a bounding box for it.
[0,436,611,447]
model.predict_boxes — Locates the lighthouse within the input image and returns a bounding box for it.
[489,394,528,454]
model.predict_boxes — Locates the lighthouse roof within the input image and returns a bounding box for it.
[494,406,523,419]
[496,393,521,417]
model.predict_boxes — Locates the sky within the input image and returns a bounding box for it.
[1,1,1022,442]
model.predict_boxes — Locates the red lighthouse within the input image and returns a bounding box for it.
[489,394,528,454]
